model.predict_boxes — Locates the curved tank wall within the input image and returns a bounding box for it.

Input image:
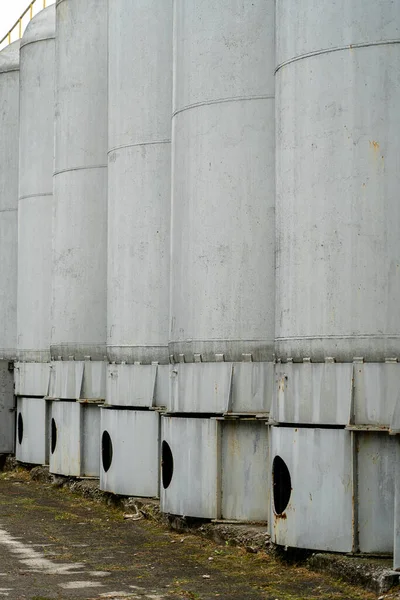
[52,0,108,361]
[275,0,400,362]
[0,41,19,360]
[169,0,275,363]
[107,0,172,365]
[17,6,55,363]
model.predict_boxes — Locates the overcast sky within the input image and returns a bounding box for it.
[0,0,55,49]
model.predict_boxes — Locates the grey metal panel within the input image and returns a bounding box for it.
[17,7,55,366]
[276,3,400,362]
[100,408,160,497]
[170,363,232,414]
[160,416,219,519]
[81,404,100,477]
[0,41,19,362]
[272,363,353,425]
[16,397,48,465]
[394,442,400,570]
[354,363,400,426]
[357,433,395,554]
[221,421,269,521]
[81,360,106,401]
[52,0,107,362]
[0,362,15,454]
[230,362,273,414]
[270,427,353,552]
[48,361,84,401]
[14,363,50,397]
[107,364,157,408]
[170,1,275,364]
[154,365,170,410]
[49,401,82,476]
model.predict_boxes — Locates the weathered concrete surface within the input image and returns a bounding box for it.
[0,468,376,600]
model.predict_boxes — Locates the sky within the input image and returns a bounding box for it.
[0,0,55,50]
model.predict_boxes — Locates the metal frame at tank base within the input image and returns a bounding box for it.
[106,363,169,408]
[160,415,269,521]
[14,362,50,397]
[99,406,160,497]
[48,360,106,401]
[0,360,15,454]
[15,396,50,465]
[49,399,101,477]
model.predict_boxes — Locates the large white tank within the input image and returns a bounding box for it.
[170,1,275,364]
[0,41,19,362]
[17,6,55,370]
[52,0,108,367]
[107,0,172,367]
[276,0,400,362]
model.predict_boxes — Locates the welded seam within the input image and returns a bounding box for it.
[20,37,55,51]
[276,39,400,73]
[54,164,107,176]
[108,139,170,155]
[276,334,400,340]
[0,207,17,213]
[172,94,274,118]
[19,192,52,201]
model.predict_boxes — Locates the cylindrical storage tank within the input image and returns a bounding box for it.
[17,6,55,374]
[170,1,275,364]
[107,0,172,367]
[0,41,19,362]
[276,1,400,362]
[52,0,108,369]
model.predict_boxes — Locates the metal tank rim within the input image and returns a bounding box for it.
[20,5,55,50]
[0,40,20,73]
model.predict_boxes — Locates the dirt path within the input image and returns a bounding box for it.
[0,470,377,600]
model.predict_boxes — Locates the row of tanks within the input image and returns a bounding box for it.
[0,0,399,566]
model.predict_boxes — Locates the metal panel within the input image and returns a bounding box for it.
[100,408,159,497]
[272,363,353,425]
[16,397,48,465]
[107,364,157,408]
[170,0,275,364]
[48,361,84,400]
[276,2,400,362]
[52,0,107,362]
[170,363,232,414]
[17,7,55,366]
[357,433,395,554]
[0,362,15,454]
[221,421,269,521]
[81,360,106,401]
[394,442,400,570]
[0,41,19,362]
[49,400,100,477]
[14,362,50,397]
[160,416,219,519]
[354,362,400,426]
[230,362,273,414]
[270,427,353,552]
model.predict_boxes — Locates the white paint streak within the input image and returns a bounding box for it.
[59,581,104,589]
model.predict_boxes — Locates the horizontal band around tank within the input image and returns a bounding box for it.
[20,36,55,50]
[169,339,275,363]
[53,164,107,177]
[172,94,274,119]
[0,68,19,74]
[0,207,17,213]
[107,345,169,365]
[16,350,51,362]
[50,344,106,361]
[276,39,400,73]
[276,335,400,362]
[108,140,171,155]
[18,192,52,201]
[0,349,17,360]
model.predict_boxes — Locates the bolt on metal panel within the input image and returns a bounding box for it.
[270,426,353,552]
[170,0,275,364]
[17,7,55,380]
[276,1,400,362]
[353,362,400,427]
[221,421,269,521]
[170,363,233,414]
[0,41,19,364]
[357,432,396,553]
[100,407,160,498]
[272,362,353,425]
[107,364,158,408]
[16,397,49,465]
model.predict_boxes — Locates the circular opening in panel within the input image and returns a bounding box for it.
[51,418,57,455]
[272,455,292,515]
[161,440,174,489]
[102,430,113,473]
[17,413,23,445]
